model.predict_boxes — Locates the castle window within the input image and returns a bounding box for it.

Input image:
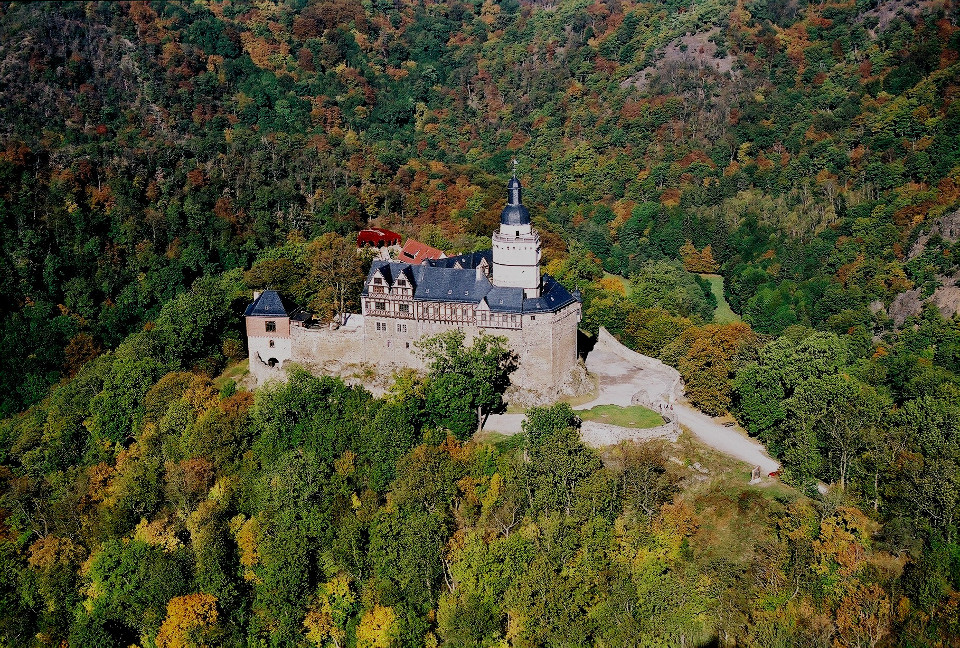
[405,342,410,348]
[399,304,409,313]
[530,315,536,321]
[397,278,406,286]
[269,340,275,348]
[373,277,382,285]
[265,321,276,332]
[397,323,407,333]
[375,301,385,310]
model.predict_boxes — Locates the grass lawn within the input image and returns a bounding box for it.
[700,273,741,324]
[603,272,631,296]
[579,404,664,428]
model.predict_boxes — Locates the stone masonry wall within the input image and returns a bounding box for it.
[250,303,582,402]
[580,416,680,447]
[291,321,365,373]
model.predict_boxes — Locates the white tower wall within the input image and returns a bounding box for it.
[492,176,542,298]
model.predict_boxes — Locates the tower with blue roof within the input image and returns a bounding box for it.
[491,174,542,298]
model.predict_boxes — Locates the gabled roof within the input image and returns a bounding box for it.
[362,260,580,316]
[399,239,446,264]
[244,290,300,317]
[414,265,492,302]
[427,249,493,270]
[396,265,416,287]
[363,260,493,303]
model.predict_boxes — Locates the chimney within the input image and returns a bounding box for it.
[253,290,262,301]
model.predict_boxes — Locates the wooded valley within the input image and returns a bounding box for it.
[1,0,960,645]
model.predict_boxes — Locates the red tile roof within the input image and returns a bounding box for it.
[399,239,446,264]
[357,228,401,247]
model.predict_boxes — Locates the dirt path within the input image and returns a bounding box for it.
[484,328,780,474]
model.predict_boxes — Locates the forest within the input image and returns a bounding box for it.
[1,0,960,645]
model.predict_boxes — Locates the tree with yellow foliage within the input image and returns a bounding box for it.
[356,605,397,648]
[303,574,357,648]
[156,593,218,648]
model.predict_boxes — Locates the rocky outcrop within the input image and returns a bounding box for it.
[505,361,593,408]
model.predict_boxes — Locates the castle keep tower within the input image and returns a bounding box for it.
[246,170,582,397]
[492,175,542,298]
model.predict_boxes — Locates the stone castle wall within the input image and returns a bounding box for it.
[249,303,583,402]
[359,302,580,390]
[291,321,366,371]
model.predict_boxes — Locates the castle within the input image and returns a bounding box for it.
[245,175,583,397]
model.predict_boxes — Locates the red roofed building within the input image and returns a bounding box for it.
[357,228,401,248]
[399,239,447,264]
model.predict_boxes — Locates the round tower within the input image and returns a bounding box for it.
[492,175,542,298]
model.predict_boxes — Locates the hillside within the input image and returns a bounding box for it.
[1,0,960,646]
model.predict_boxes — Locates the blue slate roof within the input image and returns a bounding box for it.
[362,261,580,315]
[501,176,532,226]
[486,286,524,312]
[244,290,299,317]
[522,275,580,313]
[427,249,493,270]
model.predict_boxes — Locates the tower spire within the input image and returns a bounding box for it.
[505,167,524,210]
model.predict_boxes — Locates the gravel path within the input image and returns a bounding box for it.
[483,328,780,474]
[674,405,780,475]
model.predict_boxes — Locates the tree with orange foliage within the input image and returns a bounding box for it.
[834,584,890,648]
[667,322,759,415]
[63,332,100,376]
[680,240,719,273]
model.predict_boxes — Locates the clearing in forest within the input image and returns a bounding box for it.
[701,273,741,324]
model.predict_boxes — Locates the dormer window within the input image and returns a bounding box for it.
[373,277,383,285]
[397,278,406,286]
